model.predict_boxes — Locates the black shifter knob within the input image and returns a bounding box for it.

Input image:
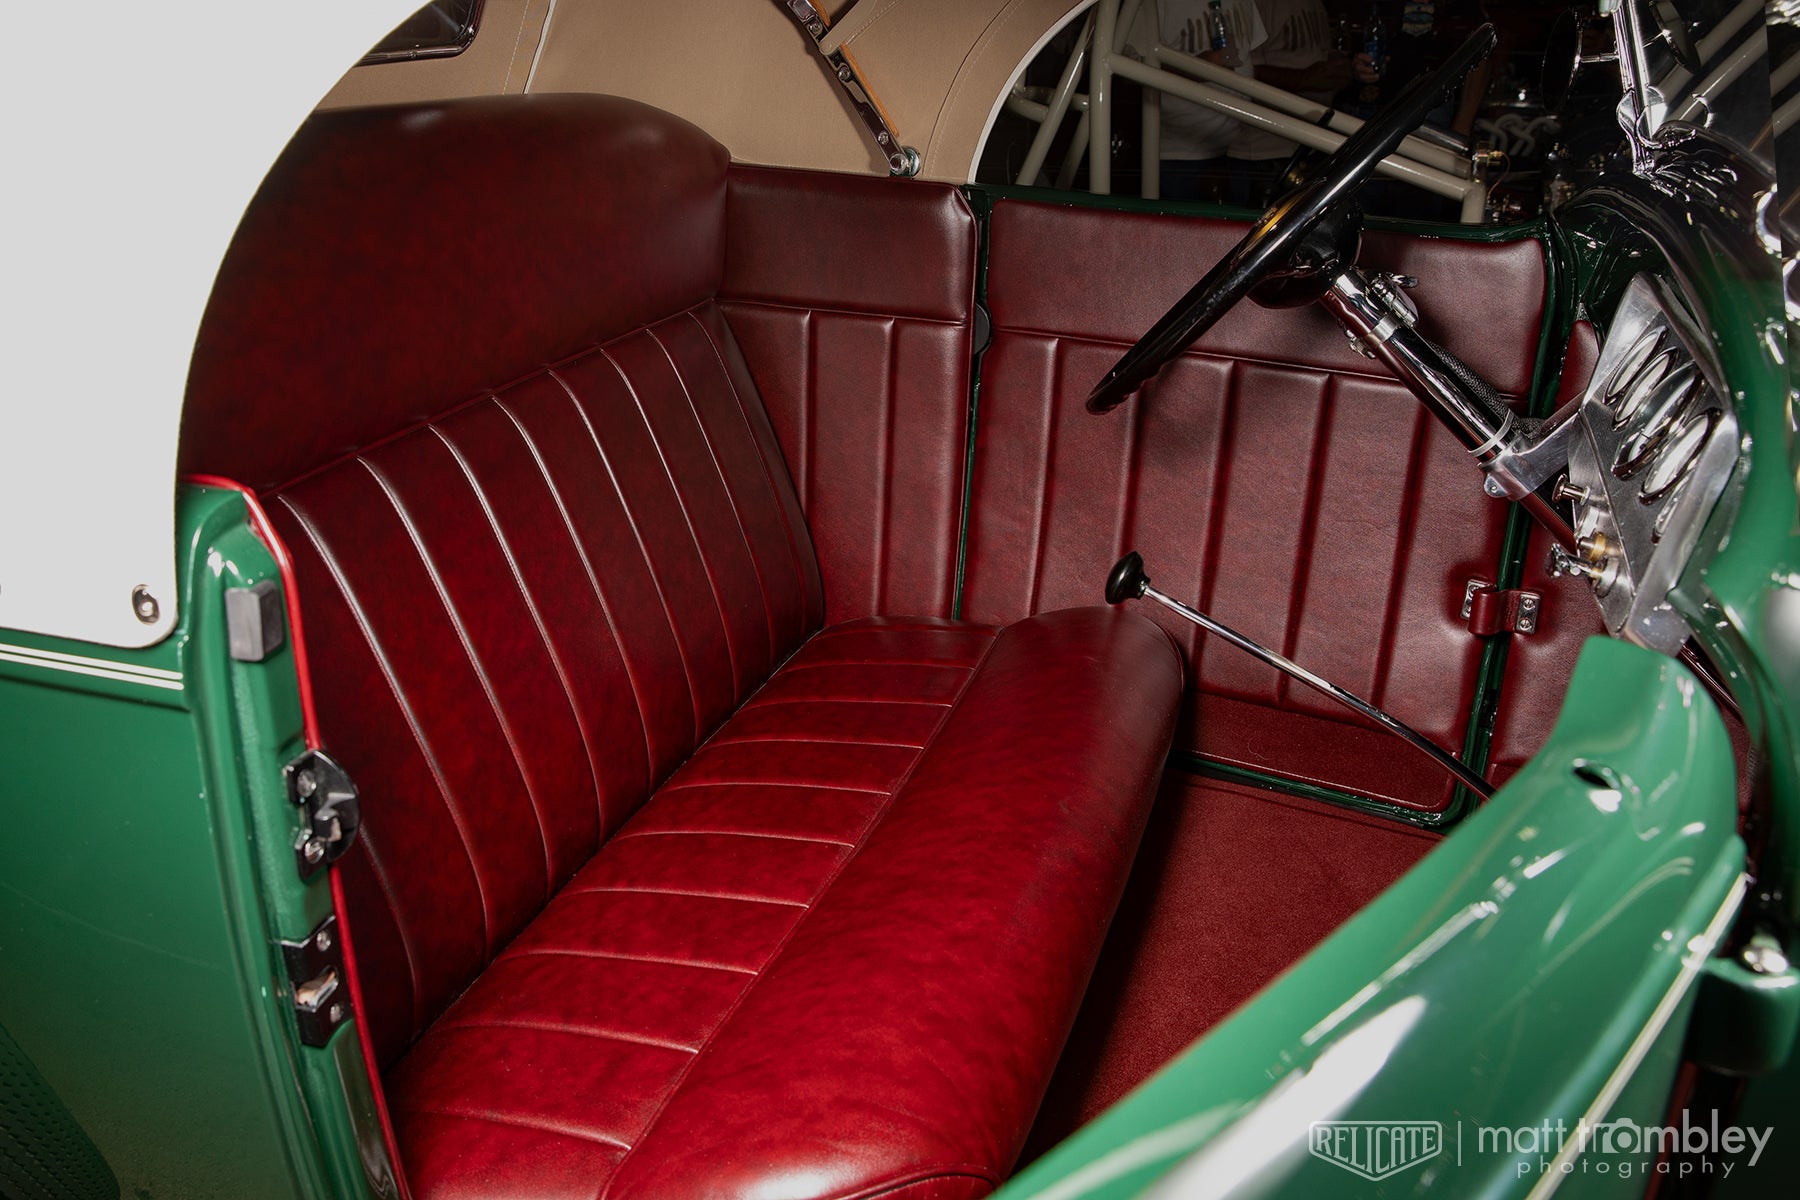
[1105,551,1150,605]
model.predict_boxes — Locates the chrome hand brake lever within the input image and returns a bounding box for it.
[1105,551,1495,800]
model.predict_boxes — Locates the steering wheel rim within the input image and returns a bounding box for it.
[1085,24,1497,414]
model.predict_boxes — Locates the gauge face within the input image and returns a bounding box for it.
[1610,347,1681,430]
[1566,276,1742,654]
[1614,360,1701,478]
[1641,406,1721,505]
[1604,328,1668,419]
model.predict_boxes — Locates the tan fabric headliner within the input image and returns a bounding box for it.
[319,0,1086,182]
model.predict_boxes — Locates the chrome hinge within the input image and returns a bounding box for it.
[285,749,361,878]
[280,915,352,1047]
[1463,579,1542,636]
[777,0,921,176]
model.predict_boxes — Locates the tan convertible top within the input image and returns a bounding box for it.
[319,0,1086,181]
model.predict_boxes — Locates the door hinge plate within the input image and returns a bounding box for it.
[285,749,361,878]
[280,914,351,1047]
[1463,579,1542,636]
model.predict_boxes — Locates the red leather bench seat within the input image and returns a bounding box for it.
[180,95,1183,1198]
[390,611,1176,1198]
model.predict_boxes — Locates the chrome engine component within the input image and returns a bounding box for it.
[1558,275,1741,653]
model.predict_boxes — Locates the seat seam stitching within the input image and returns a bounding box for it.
[563,885,808,909]
[499,947,756,976]
[433,1017,700,1055]
[610,829,857,848]
[359,456,559,919]
[396,1104,632,1150]
[276,493,486,1032]
[646,321,778,698]
[598,633,996,1198]
[570,358,711,751]
[703,735,926,752]
[493,395,659,798]
[430,422,611,853]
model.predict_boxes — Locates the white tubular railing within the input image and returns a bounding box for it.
[1009,0,1488,224]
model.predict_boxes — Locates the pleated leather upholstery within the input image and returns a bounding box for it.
[963,199,1547,812]
[179,94,1187,1200]
[721,166,979,623]
[270,304,826,1064]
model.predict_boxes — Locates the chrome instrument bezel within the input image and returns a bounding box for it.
[1564,274,1741,653]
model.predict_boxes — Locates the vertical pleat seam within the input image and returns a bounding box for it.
[494,394,658,797]
[689,309,820,647]
[602,344,742,713]
[1193,360,1241,683]
[1025,340,1063,616]
[1277,377,1336,709]
[552,366,706,751]
[801,310,816,514]
[340,822,416,1057]
[432,420,611,854]
[277,493,488,1036]
[1116,381,1144,565]
[1371,407,1432,711]
[649,323,779,698]
[359,456,557,917]
[875,318,897,615]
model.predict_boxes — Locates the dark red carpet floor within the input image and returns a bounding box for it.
[1021,769,1440,1162]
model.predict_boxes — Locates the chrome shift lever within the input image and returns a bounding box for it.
[1104,551,1495,800]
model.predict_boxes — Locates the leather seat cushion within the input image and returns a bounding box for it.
[387,609,1183,1200]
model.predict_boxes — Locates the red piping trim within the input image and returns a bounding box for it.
[183,473,412,1200]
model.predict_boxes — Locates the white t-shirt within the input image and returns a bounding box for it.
[1150,0,1268,162]
[1230,0,1336,161]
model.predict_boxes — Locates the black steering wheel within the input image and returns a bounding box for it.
[1085,24,1497,414]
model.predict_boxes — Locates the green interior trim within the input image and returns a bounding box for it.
[951,186,996,620]
[1451,220,1582,817]
[965,180,1551,245]
[1168,751,1454,831]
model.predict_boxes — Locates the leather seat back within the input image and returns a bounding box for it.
[181,96,825,1063]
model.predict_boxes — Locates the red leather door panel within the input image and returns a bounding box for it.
[966,199,1548,813]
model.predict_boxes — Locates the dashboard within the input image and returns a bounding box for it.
[1558,275,1743,653]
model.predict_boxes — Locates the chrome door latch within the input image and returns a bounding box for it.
[285,749,361,878]
[280,915,351,1048]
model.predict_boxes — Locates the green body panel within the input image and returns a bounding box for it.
[0,487,387,1199]
[998,639,1746,1198]
[1556,187,1800,928]
[0,153,1786,1198]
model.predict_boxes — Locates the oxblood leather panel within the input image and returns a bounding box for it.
[387,615,1182,1199]
[986,199,1546,396]
[604,608,1182,1200]
[720,169,978,621]
[1490,321,1605,780]
[183,95,731,492]
[270,302,824,1066]
[724,165,977,321]
[962,329,1506,808]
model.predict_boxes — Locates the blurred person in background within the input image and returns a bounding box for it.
[1225,0,1369,205]
[1150,0,1269,200]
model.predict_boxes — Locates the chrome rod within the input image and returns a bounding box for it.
[1121,571,1495,799]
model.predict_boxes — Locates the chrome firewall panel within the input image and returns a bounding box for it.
[1564,275,1741,654]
